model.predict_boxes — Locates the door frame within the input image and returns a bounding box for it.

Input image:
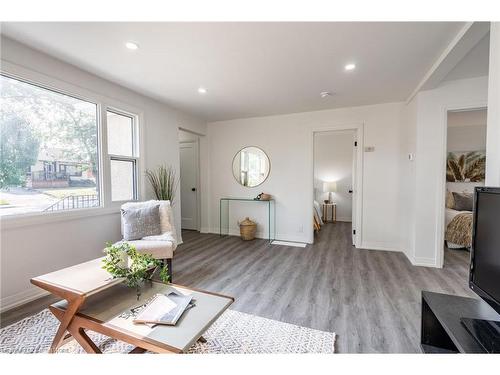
[179,139,201,231]
[309,123,364,247]
[437,104,487,268]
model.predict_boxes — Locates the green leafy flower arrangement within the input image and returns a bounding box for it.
[102,242,169,296]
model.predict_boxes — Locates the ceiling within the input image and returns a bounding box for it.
[444,33,490,82]
[1,22,470,121]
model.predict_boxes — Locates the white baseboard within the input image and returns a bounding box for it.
[335,217,352,222]
[0,287,50,313]
[213,228,269,239]
[205,228,310,244]
[359,243,440,268]
[409,256,439,268]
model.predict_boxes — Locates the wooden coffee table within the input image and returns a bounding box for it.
[31,258,234,354]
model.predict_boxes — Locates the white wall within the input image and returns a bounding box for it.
[206,102,404,249]
[399,97,418,260]
[447,124,487,152]
[179,129,200,142]
[446,111,487,194]
[0,37,206,311]
[486,23,500,187]
[314,130,354,222]
[447,108,487,152]
[401,76,489,267]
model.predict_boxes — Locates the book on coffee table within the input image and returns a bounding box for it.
[133,291,193,326]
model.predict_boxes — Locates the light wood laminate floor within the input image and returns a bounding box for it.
[1,223,473,353]
[175,223,473,353]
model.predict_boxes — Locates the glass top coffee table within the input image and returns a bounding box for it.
[31,258,234,354]
[51,282,233,353]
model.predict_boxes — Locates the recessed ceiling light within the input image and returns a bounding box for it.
[125,41,139,50]
[344,63,356,71]
[320,91,333,98]
[198,87,207,94]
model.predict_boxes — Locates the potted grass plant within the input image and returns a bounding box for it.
[145,165,178,203]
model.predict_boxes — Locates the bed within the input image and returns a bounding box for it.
[445,208,473,249]
[444,184,480,250]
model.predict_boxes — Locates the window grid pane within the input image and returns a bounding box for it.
[110,159,136,201]
[106,111,134,157]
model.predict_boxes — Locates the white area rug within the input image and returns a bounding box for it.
[0,309,335,354]
[271,240,307,248]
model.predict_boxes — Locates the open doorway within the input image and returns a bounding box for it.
[178,129,200,231]
[313,129,358,246]
[443,108,487,268]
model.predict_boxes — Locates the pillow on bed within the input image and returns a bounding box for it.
[452,192,473,211]
[445,190,455,209]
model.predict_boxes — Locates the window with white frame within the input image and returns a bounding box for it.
[107,110,138,202]
[0,74,100,216]
[0,73,140,217]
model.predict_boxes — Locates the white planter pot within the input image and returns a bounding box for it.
[117,251,131,269]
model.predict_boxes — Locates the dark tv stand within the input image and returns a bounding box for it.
[460,318,500,353]
[421,291,500,353]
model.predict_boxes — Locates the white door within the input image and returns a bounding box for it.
[351,134,357,246]
[180,142,198,230]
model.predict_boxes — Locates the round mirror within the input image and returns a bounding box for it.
[232,146,270,187]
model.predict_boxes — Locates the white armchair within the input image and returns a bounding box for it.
[116,200,177,281]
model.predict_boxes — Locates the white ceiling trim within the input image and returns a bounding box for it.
[406,22,490,103]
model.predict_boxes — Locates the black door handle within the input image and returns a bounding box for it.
[191,188,196,192]
[348,190,353,193]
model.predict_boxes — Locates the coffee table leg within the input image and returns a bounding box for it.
[67,326,101,354]
[59,332,75,347]
[49,297,85,353]
[129,347,147,354]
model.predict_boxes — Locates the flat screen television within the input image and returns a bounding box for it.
[469,186,500,314]
[460,186,500,353]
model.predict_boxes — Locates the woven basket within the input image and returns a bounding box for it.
[239,217,257,240]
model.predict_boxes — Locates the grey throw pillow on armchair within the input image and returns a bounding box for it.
[121,204,162,240]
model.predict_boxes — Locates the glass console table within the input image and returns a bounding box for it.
[220,198,276,242]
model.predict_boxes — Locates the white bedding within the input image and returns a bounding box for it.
[313,200,323,225]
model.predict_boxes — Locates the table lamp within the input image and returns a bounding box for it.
[323,181,337,204]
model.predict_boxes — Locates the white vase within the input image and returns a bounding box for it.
[117,251,130,269]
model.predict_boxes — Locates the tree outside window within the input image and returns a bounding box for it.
[0,74,99,215]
